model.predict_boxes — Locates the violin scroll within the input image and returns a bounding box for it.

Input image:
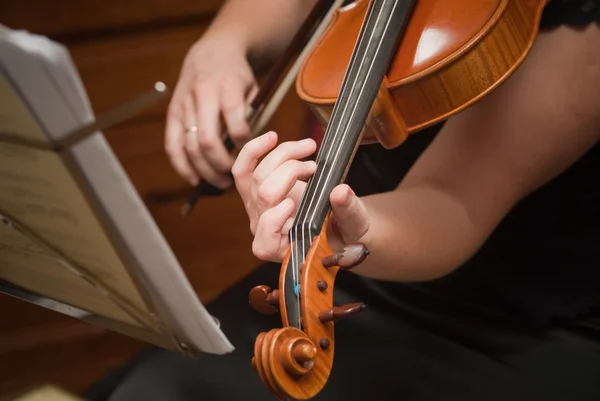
[252,327,318,400]
[251,226,370,400]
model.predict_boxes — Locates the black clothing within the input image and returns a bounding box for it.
[90,265,600,401]
[87,3,600,401]
[540,0,600,29]
[348,0,600,326]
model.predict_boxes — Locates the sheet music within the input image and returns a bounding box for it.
[0,25,233,354]
[0,140,147,327]
[0,74,47,141]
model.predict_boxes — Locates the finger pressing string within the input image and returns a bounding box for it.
[256,160,316,213]
[231,131,277,179]
[252,198,295,261]
[252,138,317,184]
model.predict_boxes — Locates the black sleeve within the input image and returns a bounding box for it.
[540,0,600,30]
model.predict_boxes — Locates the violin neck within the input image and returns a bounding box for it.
[292,0,416,240]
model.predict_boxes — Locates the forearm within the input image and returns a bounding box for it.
[204,0,318,70]
[351,186,489,282]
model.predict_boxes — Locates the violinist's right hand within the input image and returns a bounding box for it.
[164,36,258,189]
[163,0,319,189]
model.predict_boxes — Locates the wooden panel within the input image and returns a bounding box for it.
[0,0,224,39]
[0,308,143,397]
[0,0,315,397]
[68,23,205,117]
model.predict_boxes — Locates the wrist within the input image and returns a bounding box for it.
[198,27,250,58]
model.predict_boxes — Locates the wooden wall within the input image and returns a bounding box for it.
[0,1,312,397]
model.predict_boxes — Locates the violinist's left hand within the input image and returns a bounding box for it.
[232,131,370,262]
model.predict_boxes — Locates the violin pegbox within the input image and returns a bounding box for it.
[300,234,369,352]
[249,230,370,400]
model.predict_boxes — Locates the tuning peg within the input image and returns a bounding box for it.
[319,302,366,323]
[249,285,279,315]
[321,243,370,270]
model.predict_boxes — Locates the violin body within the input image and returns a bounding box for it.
[249,1,548,399]
[297,0,548,148]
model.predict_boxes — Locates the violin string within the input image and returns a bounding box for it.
[289,4,362,279]
[303,0,392,236]
[289,0,395,328]
[294,0,381,230]
[290,0,383,289]
[285,0,346,306]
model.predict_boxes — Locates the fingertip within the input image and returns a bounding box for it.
[298,137,317,150]
[241,131,278,159]
[278,197,294,210]
[307,159,318,167]
[330,184,354,207]
[264,130,278,143]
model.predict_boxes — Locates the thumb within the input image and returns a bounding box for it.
[329,184,369,244]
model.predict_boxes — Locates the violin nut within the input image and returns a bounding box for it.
[321,243,370,270]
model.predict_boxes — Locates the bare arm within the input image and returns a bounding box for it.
[354,24,600,281]
[203,0,319,70]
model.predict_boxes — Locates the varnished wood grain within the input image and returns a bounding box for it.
[391,0,546,131]
[252,223,346,400]
[297,0,547,146]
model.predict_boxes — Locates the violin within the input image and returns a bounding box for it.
[248,0,548,399]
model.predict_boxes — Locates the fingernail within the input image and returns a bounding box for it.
[299,138,314,147]
[344,186,354,205]
[279,198,293,209]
